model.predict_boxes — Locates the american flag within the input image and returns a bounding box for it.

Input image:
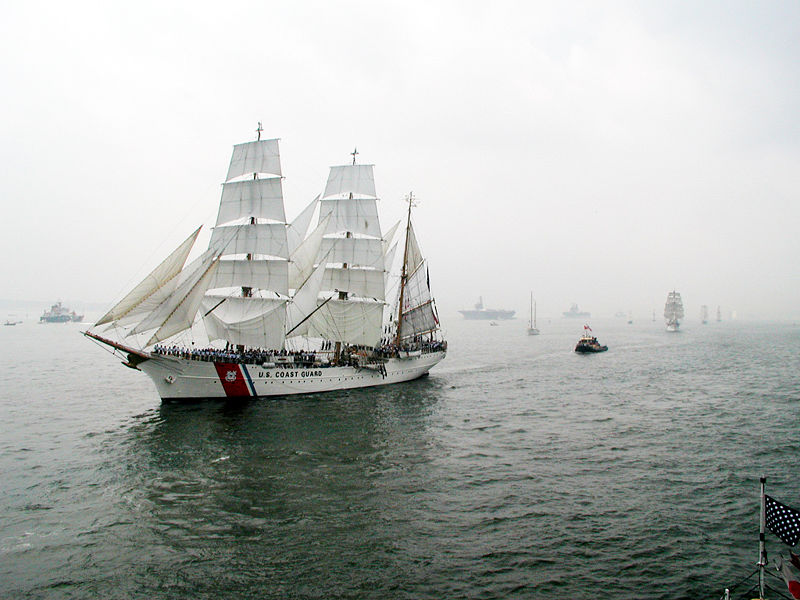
[766,495,800,546]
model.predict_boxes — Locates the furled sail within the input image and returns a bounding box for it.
[96,226,201,326]
[226,139,282,181]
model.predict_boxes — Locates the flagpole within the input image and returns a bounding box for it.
[759,476,767,600]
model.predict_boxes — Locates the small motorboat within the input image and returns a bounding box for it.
[574,326,607,353]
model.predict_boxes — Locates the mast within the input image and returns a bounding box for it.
[759,476,766,600]
[395,192,414,347]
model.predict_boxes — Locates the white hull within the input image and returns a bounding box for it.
[666,319,680,332]
[138,351,446,401]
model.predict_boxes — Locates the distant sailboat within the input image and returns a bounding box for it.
[527,292,539,335]
[664,290,684,332]
[701,305,708,324]
[627,311,633,325]
[716,306,722,322]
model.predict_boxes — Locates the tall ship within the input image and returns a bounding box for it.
[664,290,684,332]
[84,129,446,401]
[563,303,590,318]
[40,301,83,323]
[458,297,515,320]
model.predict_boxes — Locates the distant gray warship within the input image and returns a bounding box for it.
[563,303,590,318]
[40,301,83,323]
[459,297,515,320]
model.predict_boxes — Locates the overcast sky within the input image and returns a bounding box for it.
[1,0,798,321]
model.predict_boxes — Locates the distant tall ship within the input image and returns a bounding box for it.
[563,304,590,318]
[40,301,83,323]
[84,129,446,401]
[664,291,684,332]
[700,305,708,324]
[459,297,515,320]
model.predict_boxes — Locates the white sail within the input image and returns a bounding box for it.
[309,298,383,346]
[209,259,289,295]
[285,259,328,337]
[318,198,381,237]
[95,226,200,326]
[320,237,384,268]
[382,220,400,254]
[383,242,398,288]
[216,178,285,226]
[404,222,425,274]
[226,139,281,181]
[202,295,287,349]
[322,164,376,198]
[398,221,438,339]
[288,214,330,290]
[287,195,319,255]
[209,223,289,259]
[144,258,220,346]
[322,267,385,300]
[128,249,220,336]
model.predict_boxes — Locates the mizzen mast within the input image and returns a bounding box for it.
[395,192,415,347]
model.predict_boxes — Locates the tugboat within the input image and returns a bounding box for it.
[574,325,608,353]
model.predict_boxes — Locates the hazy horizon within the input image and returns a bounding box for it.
[2,1,798,322]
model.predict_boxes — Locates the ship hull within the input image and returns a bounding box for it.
[138,351,446,401]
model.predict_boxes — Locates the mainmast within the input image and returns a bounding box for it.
[395,192,415,347]
[242,121,263,302]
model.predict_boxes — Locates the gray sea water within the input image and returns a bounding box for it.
[1,317,799,599]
